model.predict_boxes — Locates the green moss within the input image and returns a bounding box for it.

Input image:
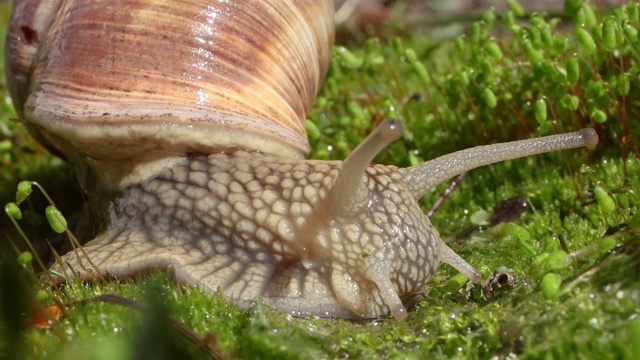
[2,1,640,359]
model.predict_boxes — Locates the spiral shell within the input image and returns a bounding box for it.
[7,0,334,174]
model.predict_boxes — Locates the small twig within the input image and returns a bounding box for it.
[428,172,466,217]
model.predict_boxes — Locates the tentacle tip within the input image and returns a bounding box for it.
[379,118,403,141]
[468,269,482,284]
[390,304,408,320]
[578,128,599,147]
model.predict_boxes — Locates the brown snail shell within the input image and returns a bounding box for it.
[7,0,334,186]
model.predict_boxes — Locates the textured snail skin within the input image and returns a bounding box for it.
[53,124,598,319]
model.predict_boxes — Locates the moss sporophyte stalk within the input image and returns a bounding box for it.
[1,1,639,359]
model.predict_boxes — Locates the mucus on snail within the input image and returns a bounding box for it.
[5,0,598,320]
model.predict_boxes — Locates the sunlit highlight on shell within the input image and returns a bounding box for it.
[6,0,335,166]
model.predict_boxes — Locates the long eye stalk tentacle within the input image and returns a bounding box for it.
[401,129,599,199]
[327,118,403,213]
[438,241,482,283]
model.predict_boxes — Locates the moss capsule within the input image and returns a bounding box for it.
[594,186,615,213]
[485,41,503,60]
[16,180,33,203]
[522,39,543,61]
[576,28,596,54]
[534,98,547,123]
[544,250,570,271]
[506,0,525,17]
[540,272,562,300]
[335,46,361,69]
[566,57,580,85]
[591,108,607,124]
[618,73,630,96]
[602,17,618,51]
[45,205,68,234]
[483,88,498,108]
[622,21,638,43]
[17,252,33,266]
[5,203,22,220]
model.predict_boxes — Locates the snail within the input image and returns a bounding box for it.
[5,0,598,320]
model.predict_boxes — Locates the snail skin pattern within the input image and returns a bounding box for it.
[6,0,598,319]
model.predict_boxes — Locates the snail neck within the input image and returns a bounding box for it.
[82,154,188,191]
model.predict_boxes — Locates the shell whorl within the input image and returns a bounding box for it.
[8,0,334,168]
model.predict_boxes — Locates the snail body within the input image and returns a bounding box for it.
[6,0,598,320]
